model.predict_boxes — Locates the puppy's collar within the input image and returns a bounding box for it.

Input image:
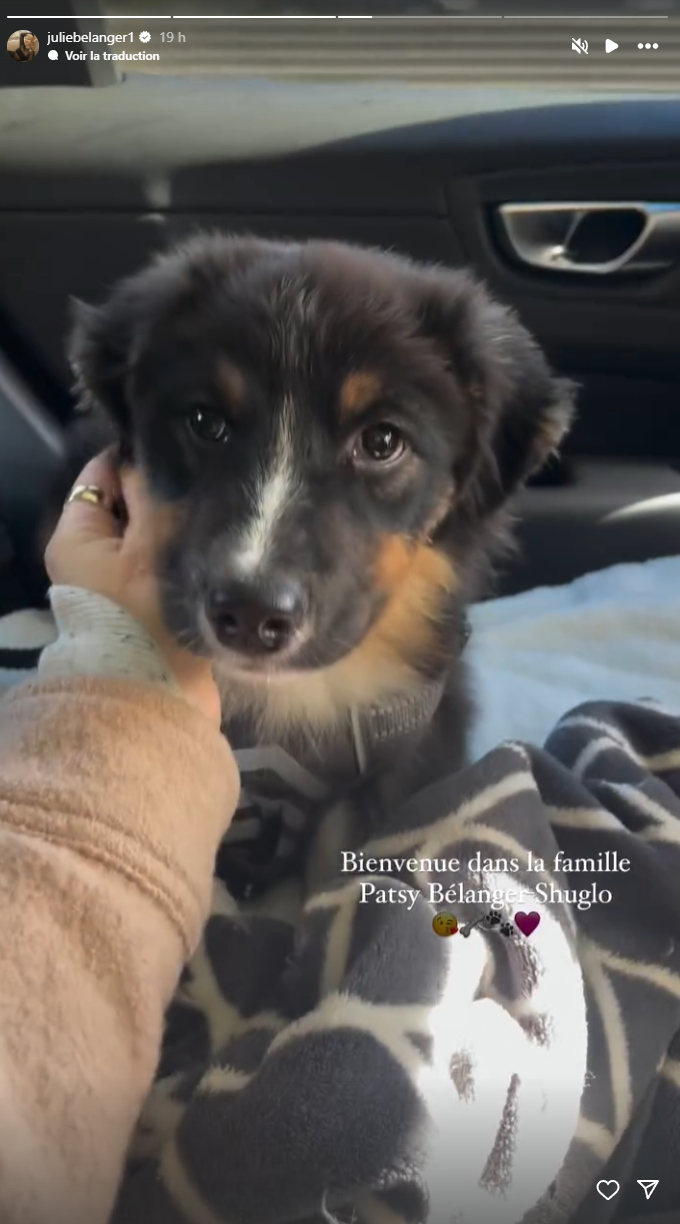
[349,612,471,776]
[350,675,446,775]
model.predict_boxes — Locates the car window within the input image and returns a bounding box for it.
[100,0,678,93]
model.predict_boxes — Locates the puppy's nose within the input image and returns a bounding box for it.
[206,578,306,655]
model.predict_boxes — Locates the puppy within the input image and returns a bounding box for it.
[58,233,574,855]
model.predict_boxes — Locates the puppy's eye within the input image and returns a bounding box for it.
[353,423,406,465]
[186,405,231,444]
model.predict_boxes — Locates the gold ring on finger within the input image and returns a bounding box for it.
[65,483,107,508]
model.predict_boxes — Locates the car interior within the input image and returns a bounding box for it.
[0,2,679,1220]
[1,2,679,619]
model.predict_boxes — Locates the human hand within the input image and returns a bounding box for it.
[44,451,221,725]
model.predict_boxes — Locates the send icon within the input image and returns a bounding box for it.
[637,1181,659,1201]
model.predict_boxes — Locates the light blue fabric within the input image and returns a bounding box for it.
[468,555,680,761]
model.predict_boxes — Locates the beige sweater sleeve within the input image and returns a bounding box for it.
[0,591,240,1224]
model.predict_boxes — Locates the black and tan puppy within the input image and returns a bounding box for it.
[60,233,574,841]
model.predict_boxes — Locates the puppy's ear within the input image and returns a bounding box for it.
[412,268,576,521]
[68,296,133,441]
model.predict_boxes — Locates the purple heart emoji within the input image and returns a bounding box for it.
[514,911,540,937]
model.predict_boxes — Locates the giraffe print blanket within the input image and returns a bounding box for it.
[1,617,679,1224]
[113,699,680,1224]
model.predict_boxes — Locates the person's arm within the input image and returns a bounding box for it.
[0,587,240,1224]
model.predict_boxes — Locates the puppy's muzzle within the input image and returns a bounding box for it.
[205,575,307,657]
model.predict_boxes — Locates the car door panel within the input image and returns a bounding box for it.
[0,97,678,596]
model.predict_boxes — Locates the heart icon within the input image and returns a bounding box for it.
[596,1180,620,1201]
[514,911,540,937]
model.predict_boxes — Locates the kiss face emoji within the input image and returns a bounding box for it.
[432,911,458,937]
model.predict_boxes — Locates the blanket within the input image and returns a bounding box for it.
[468,555,680,761]
[115,698,680,1224]
[1,602,680,1223]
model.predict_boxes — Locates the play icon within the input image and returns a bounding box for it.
[605,39,619,53]
[637,1180,659,1200]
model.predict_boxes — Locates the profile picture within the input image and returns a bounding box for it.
[7,30,39,62]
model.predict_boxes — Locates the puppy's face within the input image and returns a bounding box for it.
[69,236,574,687]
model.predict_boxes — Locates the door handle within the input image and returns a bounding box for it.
[496,202,680,276]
